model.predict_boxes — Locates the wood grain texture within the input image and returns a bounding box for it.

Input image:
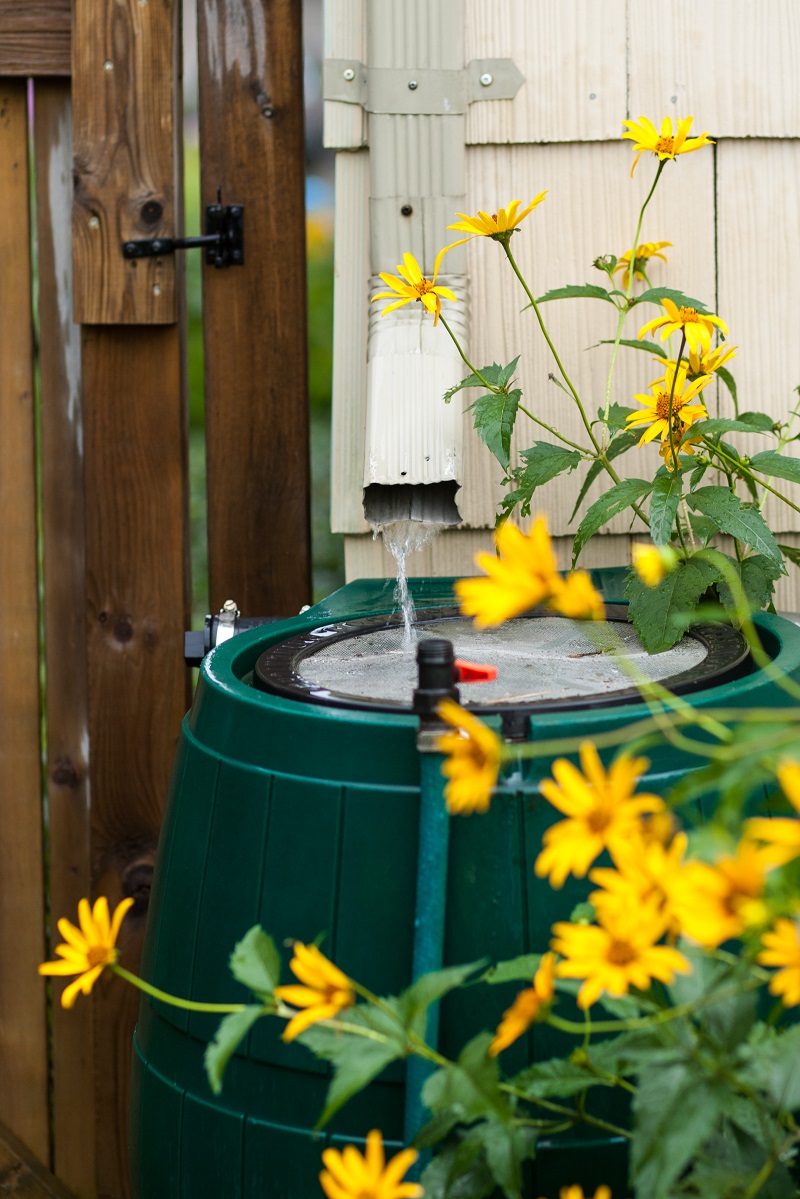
[81,325,190,1199]
[198,0,312,616]
[0,0,70,76]
[465,0,626,145]
[716,139,800,535]
[0,80,49,1163]
[72,0,179,323]
[629,0,800,137]
[0,1119,77,1198]
[33,80,95,1199]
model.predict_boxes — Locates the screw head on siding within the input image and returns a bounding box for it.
[343,67,355,81]
[479,72,493,87]
[401,204,413,216]
[408,80,418,90]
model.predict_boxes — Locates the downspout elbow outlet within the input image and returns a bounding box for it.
[363,277,468,528]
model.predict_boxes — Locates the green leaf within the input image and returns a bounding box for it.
[467,388,522,470]
[568,431,638,524]
[299,1006,406,1127]
[694,414,774,437]
[204,1005,265,1095]
[624,557,721,652]
[482,954,542,985]
[778,542,800,569]
[630,287,712,312]
[443,359,518,403]
[572,479,653,565]
[716,440,760,501]
[749,450,800,485]
[740,1024,800,1113]
[687,512,718,546]
[632,1063,725,1199]
[396,960,486,1039]
[513,1055,616,1100]
[688,487,784,565]
[598,403,638,430]
[535,283,616,304]
[422,1032,514,1125]
[228,926,282,999]
[594,338,667,358]
[668,944,758,1051]
[715,365,738,414]
[649,472,683,546]
[717,554,783,615]
[480,1123,538,1199]
[419,1131,496,1199]
[500,441,581,520]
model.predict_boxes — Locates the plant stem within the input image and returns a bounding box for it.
[707,441,800,517]
[546,977,762,1037]
[111,964,250,1014]
[438,315,501,393]
[518,403,589,453]
[666,331,687,475]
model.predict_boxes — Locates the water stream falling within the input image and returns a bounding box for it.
[372,520,446,651]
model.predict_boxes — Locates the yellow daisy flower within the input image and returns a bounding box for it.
[443,193,548,252]
[613,240,671,289]
[371,249,455,327]
[534,743,665,888]
[554,1187,612,1199]
[274,943,355,1041]
[38,896,134,1009]
[590,831,689,935]
[455,517,603,629]
[671,342,738,378]
[489,952,556,1056]
[437,698,501,815]
[638,297,728,357]
[745,762,800,867]
[625,360,711,455]
[669,841,772,948]
[320,1130,423,1199]
[551,901,690,1009]
[631,543,678,588]
[621,115,714,177]
[758,918,800,1007]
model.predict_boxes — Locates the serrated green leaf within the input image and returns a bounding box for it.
[778,542,800,569]
[695,414,774,437]
[204,1005,265,1095]
[419,1131,495,1199]
[443,361,512,403]
[299,1006,406,1127]
[649,472,683,545]
[513,1055,614,1100]
[624,557,721,652]
[572,479,653,565]
[716,440,760,501]
[396,960,485,1038]
[228,926,282,999]
[535,283,616,304]
[749,450,800,485]
[632,1063,725,1199]
[594,338,667,358]
[497,355,521,388]
[717,554,783,614]
[687,513,718,546]
[568,432,638,524]
[598,403,638,430]
[481,1123,538,1199]
[715,365,738,414]
[688,487,783,564]
[422,1032,513,1125]
[500,441,582,521]
[482,954,542,985]
[467,388,522,470]
[630,287,711,312]
[740,1023,800,1112]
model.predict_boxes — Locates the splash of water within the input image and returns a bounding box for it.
[372,520,446,651]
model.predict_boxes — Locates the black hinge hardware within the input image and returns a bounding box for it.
[122,204,244,267]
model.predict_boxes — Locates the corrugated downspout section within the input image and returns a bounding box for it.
[363,0,468,528]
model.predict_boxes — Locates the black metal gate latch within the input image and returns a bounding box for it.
[121,204,244,268]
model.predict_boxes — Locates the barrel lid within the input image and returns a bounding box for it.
[252,604,750,714]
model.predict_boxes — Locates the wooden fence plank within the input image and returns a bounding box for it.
[198,0,311,617]
[0,1120,77,1199]
[34,80,95,1198]
[0,1,70,76]
[0,79,50,1163]
[71,0,178,323]
[81,325,189,1199]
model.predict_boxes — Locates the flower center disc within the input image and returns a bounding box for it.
[606,939,637,966]
[655,136,675,154]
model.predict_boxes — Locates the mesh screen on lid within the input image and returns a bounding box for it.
[297,617,708,707]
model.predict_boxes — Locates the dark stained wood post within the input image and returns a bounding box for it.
[71,1,190,1195]
[197,0,312,617]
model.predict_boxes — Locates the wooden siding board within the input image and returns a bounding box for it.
[0,0,71,76]
[465,0,627,145]
[0,79,50,1163]
[197,0,312,617]
[34,79,96,1197]
[71,0,179,323]
[629,0,800,138]
[81,325,190,1199]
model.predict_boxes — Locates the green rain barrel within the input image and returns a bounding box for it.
[130,573,800,1198]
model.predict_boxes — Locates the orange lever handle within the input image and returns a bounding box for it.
[454,658,498,684]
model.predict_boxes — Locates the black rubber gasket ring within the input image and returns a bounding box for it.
[252,605,752,715]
